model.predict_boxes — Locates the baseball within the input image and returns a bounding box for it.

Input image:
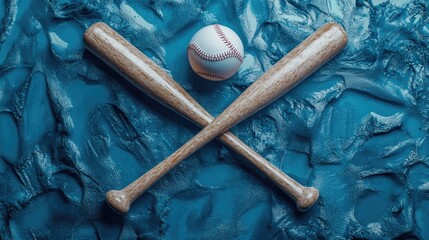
[187,24,244,81]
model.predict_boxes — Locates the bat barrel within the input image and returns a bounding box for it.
[84,22,211,126]
[210,22,348,134]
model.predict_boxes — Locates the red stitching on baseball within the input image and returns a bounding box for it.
[194,71,227,80]
[188,25,243,63]
[213,24,243,62]
[188,43,241,62]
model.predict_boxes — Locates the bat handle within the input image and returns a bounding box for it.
[106,168,319,214]
[106,140,319,214]
[104,121,319,214]
[221,132,319,210]
[252,155,319,210]
[106,179,318,214]
[105,190,319,214]
[106,165,175,214]
[106,169,165,214]
[106,126,216,214]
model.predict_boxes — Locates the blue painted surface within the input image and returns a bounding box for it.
[0,0,428,239]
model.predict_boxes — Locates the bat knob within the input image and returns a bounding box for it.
[106,190,130,214]
[296,187,319,212]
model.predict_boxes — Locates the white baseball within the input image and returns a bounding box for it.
[187,24,244,81]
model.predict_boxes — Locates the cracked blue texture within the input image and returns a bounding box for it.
[0,0,428,239]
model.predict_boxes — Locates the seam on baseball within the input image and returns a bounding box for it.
[213,24,243,62]
[194,71,227,80]
[188,43,242,63]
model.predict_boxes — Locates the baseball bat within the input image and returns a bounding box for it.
[84,22,347,214]
[84,22,323,212]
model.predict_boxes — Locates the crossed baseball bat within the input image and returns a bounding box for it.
[84,22,348,214]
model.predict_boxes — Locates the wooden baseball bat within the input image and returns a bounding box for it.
[84,22,347,214]
[84,22,323,212]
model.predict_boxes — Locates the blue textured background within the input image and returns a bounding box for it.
[0,0,428,239]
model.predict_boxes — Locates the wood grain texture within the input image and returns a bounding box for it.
[84,22,347,214]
